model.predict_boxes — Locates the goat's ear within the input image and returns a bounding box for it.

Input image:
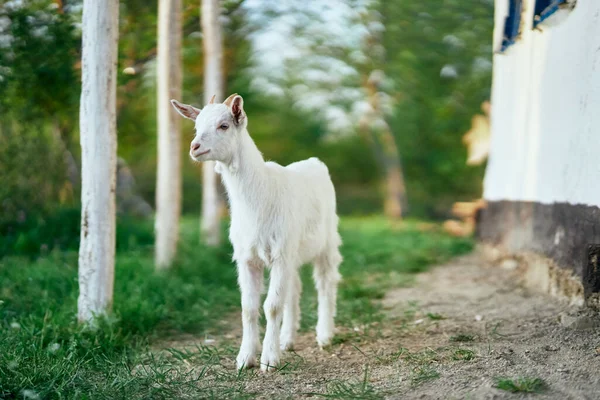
[170,99,200,121]
[223,93,238,107]
[227,94,245,125]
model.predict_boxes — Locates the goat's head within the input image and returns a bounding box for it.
[170,93,247,163]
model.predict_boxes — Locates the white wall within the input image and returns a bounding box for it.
[484,0,600,207]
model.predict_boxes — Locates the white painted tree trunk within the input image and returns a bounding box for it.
[201,0,223,246]
[155,0,183,268]
[77,0,119,323]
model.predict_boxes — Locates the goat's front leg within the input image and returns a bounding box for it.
[260,263,290,372]
[236,259,264,370]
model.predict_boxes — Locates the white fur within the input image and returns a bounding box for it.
[171,95,342,372]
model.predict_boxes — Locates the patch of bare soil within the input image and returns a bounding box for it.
[164,253,600,399]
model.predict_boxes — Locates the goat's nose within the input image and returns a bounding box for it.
[191,142,200,151]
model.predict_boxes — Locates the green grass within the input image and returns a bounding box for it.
[452,349,475,361]
[0,207,155,258]
[311,366,383,399]
[426,312,445,320]
[0,216,473,398]
[495,377,547,393]
[411,366,440,385]
[449,333,476,343]
[393,346,477,365]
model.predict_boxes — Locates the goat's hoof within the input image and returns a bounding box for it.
[317,335,333,350]
[259,352,281,372]
[260,362,279,373]
[236,360,257,370]
[280,340,295,352]
[236,354,257,370]
[318,344,332,352]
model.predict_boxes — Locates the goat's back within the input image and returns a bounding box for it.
[283,157,340,259]
[283,157,335,207]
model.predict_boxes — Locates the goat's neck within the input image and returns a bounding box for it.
[218,130,269,208]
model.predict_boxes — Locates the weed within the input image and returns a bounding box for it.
[490,322,509,338]
[310,366,383,399]
[426,312,445,320]
[449,334,475,343]
[411,366,440,385]
[495,377,546,393]
[401,347,440,364]
[331,331,364,346]
[452,349,475,361]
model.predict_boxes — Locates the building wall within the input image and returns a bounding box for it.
[480,0,600,301]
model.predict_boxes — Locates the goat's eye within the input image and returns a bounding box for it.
[219,123,229,130]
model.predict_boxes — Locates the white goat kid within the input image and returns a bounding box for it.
[171,94,343,372]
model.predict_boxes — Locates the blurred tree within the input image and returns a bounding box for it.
[0,1,80,128]
[243,0,493,219]
[360,71,407,218]
[155,0,183,268]
[357,4,407,218]
[381,0,493,217]
[77,0,119,323]
[243,0,408,219]
[0,0,494,235]
[0,0,80,224]
[200,0,223,246]
[104,0,382,219]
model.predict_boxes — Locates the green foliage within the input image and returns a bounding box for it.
[382,0,493,217]
[0,1,79,124]
[0,217,473,398]
[244,96,382,215]
[0,208,155,258]
[0,1,81,229]
[495,377,547,393]
[0,0,494,222]
[1,207,81,257]
[0,122,70,225]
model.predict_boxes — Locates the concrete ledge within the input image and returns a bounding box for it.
[478,244,585,307]
[477,200,600,305]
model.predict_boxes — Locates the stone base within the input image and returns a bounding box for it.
[477,200,600,306]
[478,244,586,307]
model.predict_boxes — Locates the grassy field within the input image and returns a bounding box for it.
[0,217,473,399]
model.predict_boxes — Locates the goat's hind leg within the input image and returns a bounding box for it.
[280,268,301,351]
[312,248,342,348]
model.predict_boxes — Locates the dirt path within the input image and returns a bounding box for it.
[162,253,600,399]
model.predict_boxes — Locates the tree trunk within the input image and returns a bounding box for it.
[54,0,64,13]
[363,73,407,219]
[200,0,223,246]
[360,122,407,219]
[51,120,80,199]
[379,130,406,219]
[155,0,183,268]
[77,0,119,323]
